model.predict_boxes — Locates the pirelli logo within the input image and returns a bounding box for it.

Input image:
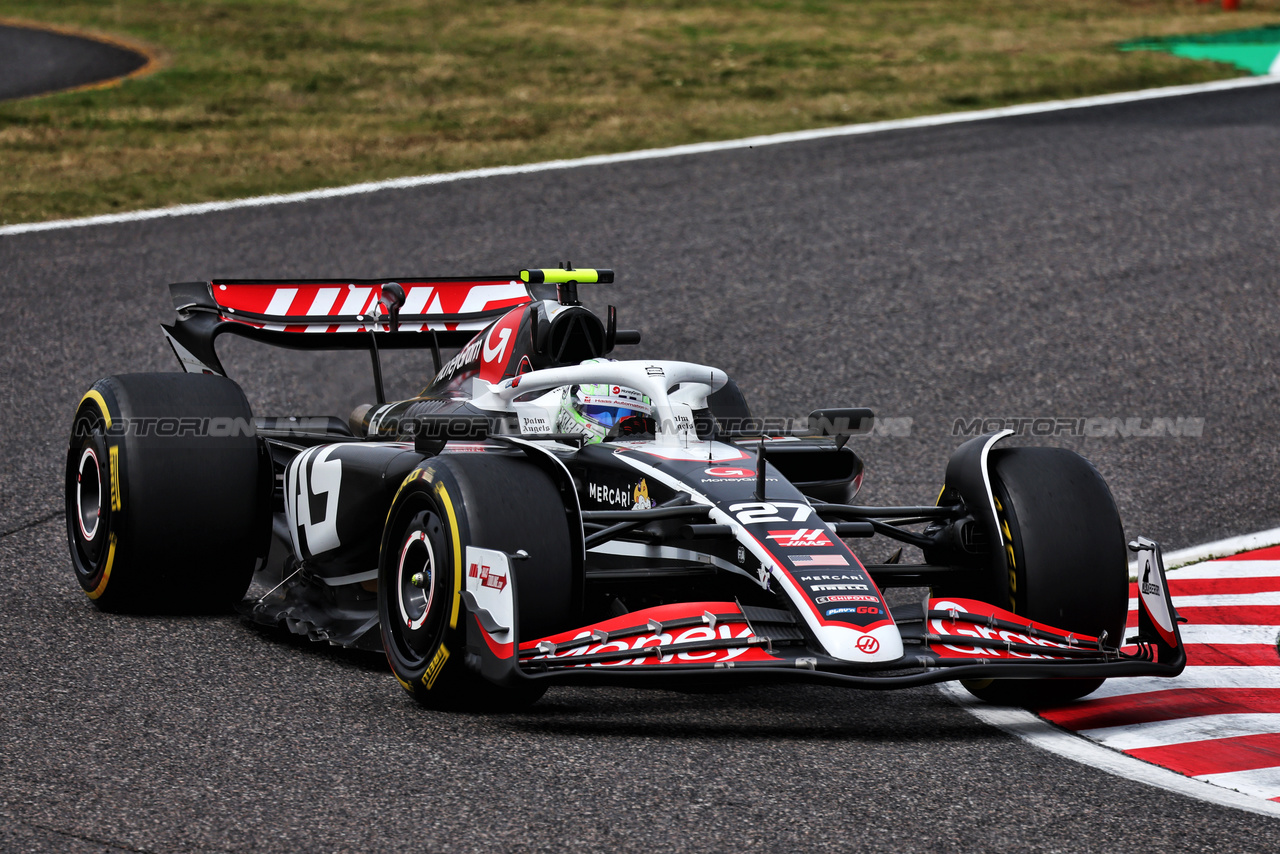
[423,644,449,690]
[108,446,121,511]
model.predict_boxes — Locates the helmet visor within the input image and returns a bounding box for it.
[581,403,641,428]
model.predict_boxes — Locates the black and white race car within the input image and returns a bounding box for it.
[65,266,1185,709]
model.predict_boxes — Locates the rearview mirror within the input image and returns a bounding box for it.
[807,408,875,437]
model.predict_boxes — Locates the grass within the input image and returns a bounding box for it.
[2,0,1278,225]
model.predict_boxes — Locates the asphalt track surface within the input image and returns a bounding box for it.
[2,85,1280,852]
[0,24,148,102]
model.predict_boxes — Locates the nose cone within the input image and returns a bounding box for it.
[815,623,904,663]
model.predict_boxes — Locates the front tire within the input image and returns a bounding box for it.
[65,373,266,613]
[378,453,577,711]
[960,447,1128,706]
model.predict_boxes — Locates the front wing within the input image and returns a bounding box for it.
[462,539,1186,690]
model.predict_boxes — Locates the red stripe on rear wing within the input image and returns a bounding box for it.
[207,277,532,333]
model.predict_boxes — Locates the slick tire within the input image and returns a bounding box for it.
[378,453,576,712]
[65,373,267,613]
[962,447,1129,707]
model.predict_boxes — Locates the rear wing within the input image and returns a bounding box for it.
[161,275,535,377]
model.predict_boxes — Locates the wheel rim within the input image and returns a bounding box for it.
[76,447,103,542]
[397,531,436,632]
[67,424,110,577]
[385,507,449,664]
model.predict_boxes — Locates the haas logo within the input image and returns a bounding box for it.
[766,529,833,548]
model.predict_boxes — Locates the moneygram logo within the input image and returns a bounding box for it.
[704,466,754,478]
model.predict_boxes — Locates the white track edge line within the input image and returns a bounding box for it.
[4,74,1279,238]
[1131,526,1280,574]
[938,681,1280,819]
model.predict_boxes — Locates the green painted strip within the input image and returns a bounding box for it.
[1121,26,1280,76]
[1166,43,1280,75]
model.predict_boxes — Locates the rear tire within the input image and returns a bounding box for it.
[960,447,1128,707]
[65,373,266,613]
[378,453,577,711]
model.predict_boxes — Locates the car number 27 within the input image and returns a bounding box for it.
[728,501,814,525]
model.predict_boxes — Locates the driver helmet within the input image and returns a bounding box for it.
[556,382,653,443]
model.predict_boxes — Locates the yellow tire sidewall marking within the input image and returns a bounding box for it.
[87,533,117,600]
[423,644,450,690]
[434,482,464,630]
[108,445,121,512]
[993,495,1018,611]
[79,389,118,600]
[79,389,112,429]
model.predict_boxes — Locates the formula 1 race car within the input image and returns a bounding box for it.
[65,266,1186,709]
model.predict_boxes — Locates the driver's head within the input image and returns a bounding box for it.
[556,382,653,443]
